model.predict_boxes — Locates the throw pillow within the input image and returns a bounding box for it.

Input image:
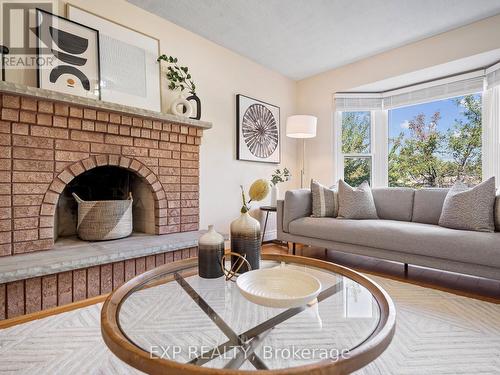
[310,179,338,217]
[337,180,378,219]
[438,177,496,232]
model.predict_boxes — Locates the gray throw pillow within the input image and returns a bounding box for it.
[310,179,338,217]
[337,180,378,219]
[438,177,496,232]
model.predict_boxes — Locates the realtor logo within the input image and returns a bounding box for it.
[1,0,55,71]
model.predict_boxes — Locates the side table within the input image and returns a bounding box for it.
[259,205,286,246]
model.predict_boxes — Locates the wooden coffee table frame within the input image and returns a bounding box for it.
[101,254,396,375]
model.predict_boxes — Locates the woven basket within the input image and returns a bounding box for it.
[72,193,133,241]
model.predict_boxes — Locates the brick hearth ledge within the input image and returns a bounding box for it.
[0,231,230,284]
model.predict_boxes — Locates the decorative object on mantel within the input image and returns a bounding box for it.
[198,225,225,278]
[35,9,101,99]
[67,5,161,112]
[157,54,201,119]
[236,265,322,308]
[230,180,270,273]
[72,192,133,241]
[220,252,252,281]
[170,95,193,117]
[286,115,317,187]
[270,167,291,207]
[237,94,280,163]
[1,45,8,81]
[0,81,212,129]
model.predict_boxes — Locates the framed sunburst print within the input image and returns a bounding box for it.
[237,94,280,163]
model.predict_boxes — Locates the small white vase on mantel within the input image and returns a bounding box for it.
[270,185,279,207]
[170,92,193,118]
[230,211,261,273]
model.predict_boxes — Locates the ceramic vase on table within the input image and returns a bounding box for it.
[198,225,225,278]
[270,185,279,207]
[230,212,261,273]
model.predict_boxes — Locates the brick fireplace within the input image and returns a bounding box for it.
[0,84,207,256]
[0,83,211,321]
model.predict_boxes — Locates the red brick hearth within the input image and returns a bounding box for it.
[0,91,204,256]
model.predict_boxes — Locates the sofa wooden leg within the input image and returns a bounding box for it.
[292,242,296,256]
[404,263,409,276]
[324,248,328,259]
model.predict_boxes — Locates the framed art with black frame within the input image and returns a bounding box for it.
[35,8,101,100]
[237,94,280,164]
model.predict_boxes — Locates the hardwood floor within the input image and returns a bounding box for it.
[262,243,500,303]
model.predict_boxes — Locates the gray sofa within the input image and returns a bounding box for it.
[277,187,500,281]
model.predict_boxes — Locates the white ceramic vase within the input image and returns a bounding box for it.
[270,185,279,207]
[170,93,193,117]
[230,212,261,273]
[198,225,225,278]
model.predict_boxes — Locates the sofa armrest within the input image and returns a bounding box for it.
[280,189,312,233]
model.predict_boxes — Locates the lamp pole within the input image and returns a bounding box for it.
[285,115,317,189]
[301,138,306,188]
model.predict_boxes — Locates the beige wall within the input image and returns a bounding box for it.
[297,13,500,186]
[8,1,500,235]
[8,0,300,236]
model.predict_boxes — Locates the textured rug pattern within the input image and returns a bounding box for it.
[0,275,499,375]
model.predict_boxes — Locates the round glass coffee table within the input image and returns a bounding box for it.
[101,254,395,374]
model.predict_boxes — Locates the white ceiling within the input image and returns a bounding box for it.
[127,0,500,80]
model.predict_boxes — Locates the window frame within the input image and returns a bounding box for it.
[335,110,388,187]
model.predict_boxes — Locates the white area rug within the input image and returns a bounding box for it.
[0,275,499,375]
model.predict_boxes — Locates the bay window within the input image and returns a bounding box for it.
[334,66,500,188]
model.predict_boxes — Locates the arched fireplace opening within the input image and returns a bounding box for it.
[55,166,155,241]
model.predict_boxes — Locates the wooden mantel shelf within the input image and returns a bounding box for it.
[0,81,212,129]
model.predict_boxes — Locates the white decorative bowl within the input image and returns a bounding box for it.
[236,267,321,308]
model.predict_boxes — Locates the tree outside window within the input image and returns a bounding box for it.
[341,111,372,186]
[388,94,482,188]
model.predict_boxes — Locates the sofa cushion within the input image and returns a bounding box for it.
[337,180,378,219]
[439,177,496,232]
[412,188,448,225]
[311,179,338,217]
[372,187,414,221]
[288,217,500,268]
[282,189,311,232]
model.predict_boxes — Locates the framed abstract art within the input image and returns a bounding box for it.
[67,5,161,112]
[35,8,100,99]
[237,94,280,163]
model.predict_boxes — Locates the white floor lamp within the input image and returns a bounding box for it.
[286,115,317,188]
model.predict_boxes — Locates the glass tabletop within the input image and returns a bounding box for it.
[117,259,380,371]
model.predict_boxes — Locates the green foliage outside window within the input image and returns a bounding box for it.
[342,112,371,186]
[388,95,482,188]
[344,157,371,187]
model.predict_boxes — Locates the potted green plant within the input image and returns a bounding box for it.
[157,54,201,120]
[270,168,290,207]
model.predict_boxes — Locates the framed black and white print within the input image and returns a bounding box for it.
[36,9,100,99]
[237,94,280,163]
[67,5,161,111]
